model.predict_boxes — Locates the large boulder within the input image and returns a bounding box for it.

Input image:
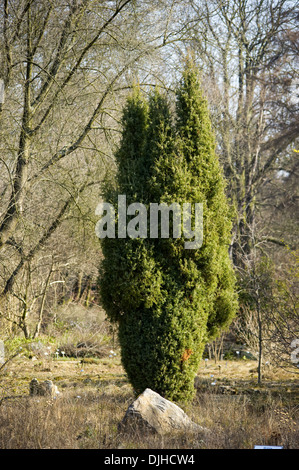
[120,388,207,436]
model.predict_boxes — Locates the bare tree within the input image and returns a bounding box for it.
[234,226,298,381]
[0,0,186,336]
[186,0,298,265]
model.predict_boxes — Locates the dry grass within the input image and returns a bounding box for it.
[0,352,298,449]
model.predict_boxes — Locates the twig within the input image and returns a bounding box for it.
[0,351,21,373]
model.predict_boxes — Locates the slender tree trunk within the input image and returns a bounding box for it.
[257,294,263,384]
[33,260,54,339]
[0,4,32,250]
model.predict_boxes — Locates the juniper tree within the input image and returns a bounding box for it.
[99,63,238,401]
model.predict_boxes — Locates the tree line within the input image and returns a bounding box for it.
[0,0,297,377]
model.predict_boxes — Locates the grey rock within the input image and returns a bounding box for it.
[29,378,59,397]
[120,388,208,436]
[218,385,237,395]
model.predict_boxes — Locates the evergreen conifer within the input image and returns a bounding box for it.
[99,62,238,401]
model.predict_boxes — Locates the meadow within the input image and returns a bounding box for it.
[0,306,298,450]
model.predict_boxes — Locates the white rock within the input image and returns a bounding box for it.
[120,388,208,436]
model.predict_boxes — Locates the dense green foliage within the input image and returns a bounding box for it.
[99,62,238,401]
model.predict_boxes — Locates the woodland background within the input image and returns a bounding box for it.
[0,0,298,372]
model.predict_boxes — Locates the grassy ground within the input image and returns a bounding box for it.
[0,348,298,449]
